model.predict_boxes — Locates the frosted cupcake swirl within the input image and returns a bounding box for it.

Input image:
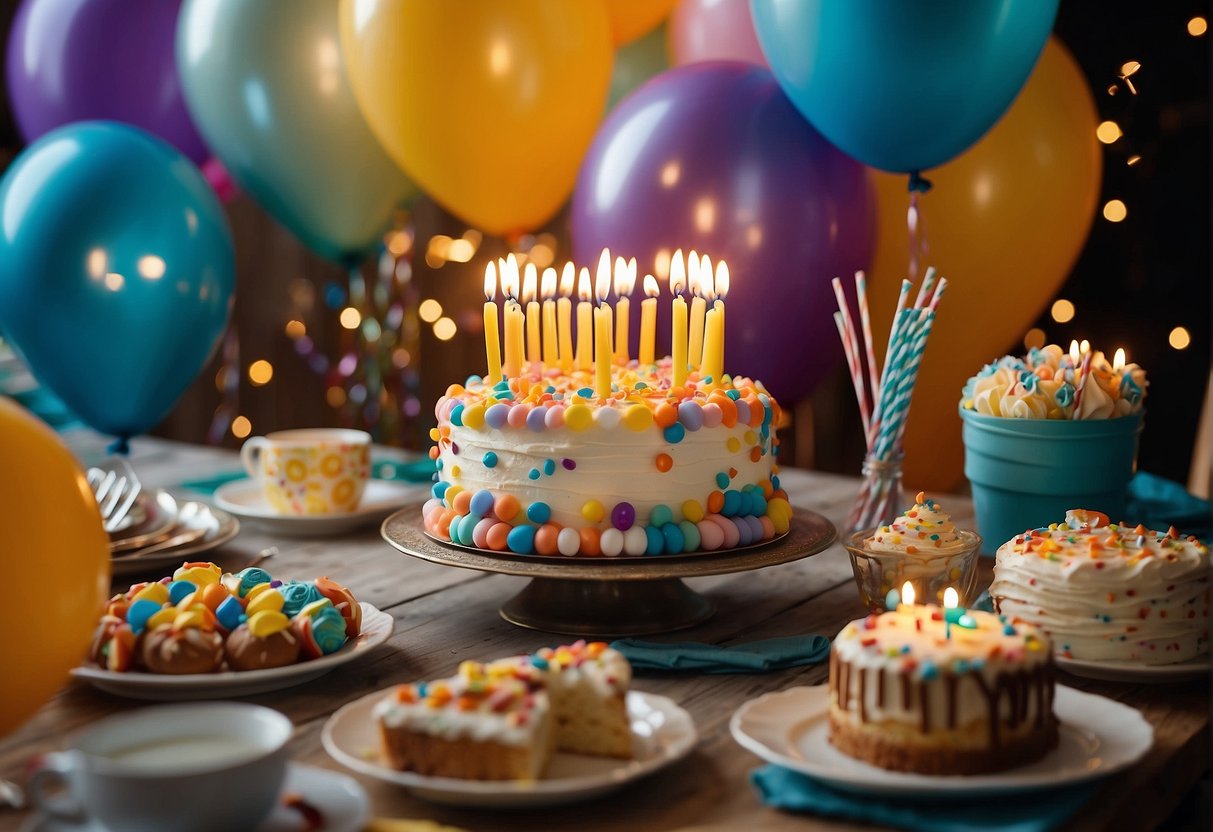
[866,492,971,556]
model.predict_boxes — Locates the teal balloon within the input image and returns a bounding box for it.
[177,0,417,263]
[608,23,670,110]
[749,0,1058,173]
[0,122,234,443]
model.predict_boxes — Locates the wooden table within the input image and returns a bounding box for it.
[1,436,1207,831]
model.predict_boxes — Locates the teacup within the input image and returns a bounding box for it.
[240,428,371,515]
[27,702,293,832]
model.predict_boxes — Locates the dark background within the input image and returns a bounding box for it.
[1,1,1208,488]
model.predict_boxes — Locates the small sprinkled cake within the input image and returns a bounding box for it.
[990,510,1210,664]
[422,362,792,557]
[829,604,1057,775]
[375,641,632,780]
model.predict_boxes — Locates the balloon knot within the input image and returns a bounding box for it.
[107,437,131,456]
[908,172,933,194]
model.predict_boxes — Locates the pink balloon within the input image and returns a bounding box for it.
[668,0,768,67]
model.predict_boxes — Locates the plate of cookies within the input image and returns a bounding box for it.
[71,562,394,700]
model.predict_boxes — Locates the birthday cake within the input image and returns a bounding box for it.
[422,252,791,557]
[829,601,1057,775]
[374,640,632,780]
[990,510,1210,664]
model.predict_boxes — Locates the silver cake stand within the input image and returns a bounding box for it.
[381,505,836,636]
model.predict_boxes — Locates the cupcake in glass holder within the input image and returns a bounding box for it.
[845,492,981,610]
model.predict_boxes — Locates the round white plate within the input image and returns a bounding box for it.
[110,504,240,578]
[730,684,1152,798]
[323,689,697,808]
[20,762,369,832]
[1057,654,1210,683]
[214,479,421,536]
[71,603,393,700]
[109,490,178,552]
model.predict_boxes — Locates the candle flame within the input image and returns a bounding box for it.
[901,581,915,606]
[613,256,635,296]
[943,587,959,609]
[500,258,519,300]
[577,267,592,302]
[541,267,557,300]
[643,274,659,298]
[1113,347,1126,371]
[701,259,715,300]
[670,248,686,294]
[1080,338,1090,355]
[714,260,730,299]
[595,253,611,303]
[559,262,575,297]
[522,262,537,304]
[484,261,497,301]
[1069,339,1080,364]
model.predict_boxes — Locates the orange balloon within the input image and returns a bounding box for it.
[867,39,1101,490]
[339,0,614,235]
[0,399,109,737]
[604,0,678,45]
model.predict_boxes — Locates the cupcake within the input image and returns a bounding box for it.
[225,610,301,671]
[292,600,350,659]
[140,610,224,674]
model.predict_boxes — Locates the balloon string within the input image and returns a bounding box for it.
[906,172,932,281]
[107,436,131,456]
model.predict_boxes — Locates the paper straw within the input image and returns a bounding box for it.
[1071,351,1093,419]
[912,266,937,309]
[854,272,881,411]
[833,310,871,436]
[927,276,948,313]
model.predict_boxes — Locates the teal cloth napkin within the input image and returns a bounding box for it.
[751,765,1095,832]
[1127,471,1210,537]
[609,635,830,673]
[180,457,436,495]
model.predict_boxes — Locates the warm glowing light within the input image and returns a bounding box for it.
[391,348,411,368]
[1050,298,1075,323]
[1113,348,1126,371]
[248,359,273,386]
[447,238,474,262]
[660,160,680,187]
[559,262,575,297]
[1069,340,1081,364]
[714,260,730,299]
[577,267,592,301]
[943,587,959,609]
[1024,327,1046,350]
[285,319,306,339]
[541,267,557,299]
[87,248,107,278]
[654,248,671,280]
[1169,326,1191,350]
[644,274,659,298]
[500,259,520,300]
[232,416,252,439]
[325,386,346,407]
[419,298,443,323]
[522,263,538,304]
[1126,154,1142,166]
[386,229,412,256]
[694,198,715,232]
[489,39,512,75]
[137,255,166,279]
[529,243,554,268]
[434,317,457,341]
[1080,339,1090,354]
[1189,16,1207,36]
[669,249,686,295]
[1103,199,1127,222]
[340,307,361,329]
[1120,60,1141,77]
[594,249,612,303]
[613,256,636,296]
[484,261,497,300]
[901,581,916,606]
[1096,120,1122,143]
[104,272,125,291]
[215,366,233,392]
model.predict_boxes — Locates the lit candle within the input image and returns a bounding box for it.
[1080,338,1090,355]
[671,255,688,389]
[942,586,963,640]
[639,274,658,365]
[482,262,502,385]
[557,262,574,372]
[1069,339,1080,365]
[687,256,708,370]
[575,266,593,372]
[701,260,728,383]
[594,253,613,398]
[1113,347,1126,372]
[900,580,916,607]
[541,267,558,369]
[524,263,540,370]
[501,259,523,380]
[613,256,635,364]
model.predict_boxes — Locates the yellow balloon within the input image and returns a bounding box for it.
[604,0,678,45]
[339,0,614,235]
[868,39,1101,491]
[0,398,109,737]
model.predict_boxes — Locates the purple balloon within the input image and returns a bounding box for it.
[570,62,874,402]
[5,0,207,163]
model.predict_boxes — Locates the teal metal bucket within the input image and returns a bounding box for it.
[960,408,1143,554]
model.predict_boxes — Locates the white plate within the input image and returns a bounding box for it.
[71,603,393,700]
[1057,654,1210,683]
[322,689,697,808]
[110,505,240,578]
[109,490,178,552]
[214,479,421,536]
[20,762,369,832]
[730,685,1152,798]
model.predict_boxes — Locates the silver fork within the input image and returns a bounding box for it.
[87,459,142,533]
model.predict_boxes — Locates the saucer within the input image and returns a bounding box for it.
[1056,653,1211,683]
[110,504,240,578]
[20,762,369,831]
[214,479,423,536]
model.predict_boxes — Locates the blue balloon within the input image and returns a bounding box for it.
[0,122,234,444]
[750,0,1058,173]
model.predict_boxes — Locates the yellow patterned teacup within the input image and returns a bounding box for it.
[240,429,371,515]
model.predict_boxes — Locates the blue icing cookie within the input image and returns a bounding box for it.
[234,567,274,598]
[279,581,325,617]
[309,606,348,655]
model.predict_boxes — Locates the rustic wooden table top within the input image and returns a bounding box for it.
[1,435,1207,832]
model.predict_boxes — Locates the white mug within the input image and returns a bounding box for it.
[240,428,371,515]
[27,702,293,832]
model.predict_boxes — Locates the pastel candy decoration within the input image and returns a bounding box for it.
[279,581,325,617]
[173,561,222,587]
[145,607,178,631]
[297,598,334,618]
[232,567,274,597]
[623,525,648,556]
[167,580,197,605]
[246,609,290,638]
[215,595,244,631]
[125,598,162,634]
[106,625,136,672]
[130,582,169,605]
[294,606,347,659]
[173,609,210,631]
[245,587,285,616]
[314,576,362,637]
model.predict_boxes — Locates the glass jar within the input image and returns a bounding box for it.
[847,452,903,536]
[843,528,983,611]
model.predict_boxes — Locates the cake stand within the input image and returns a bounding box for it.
[381,505,836,636]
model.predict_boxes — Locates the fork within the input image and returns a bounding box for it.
[87,459,143,533]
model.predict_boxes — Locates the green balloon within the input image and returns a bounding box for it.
[608,23,670,111]
[177,0,417,263]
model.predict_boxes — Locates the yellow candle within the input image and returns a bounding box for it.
[671,257,688,388]
[594,253,613,397]
[639,274,658,365]
[523,263,540,369]
[575,266,593,371]
[557,262,574,372]
[701,261,729,383]
[482,262,502,385]
[501,258,524,379]
[613,256,635,364]
[541,267,558,369]
[687,258,708,370]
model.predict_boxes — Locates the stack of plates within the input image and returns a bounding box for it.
[109,490,239,576]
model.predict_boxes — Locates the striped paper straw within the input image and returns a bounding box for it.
[912,266,937,309]
[1071,351,1093,419]
[854,271,880,410]
[875,311,935,458]
[833,310,871,436]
